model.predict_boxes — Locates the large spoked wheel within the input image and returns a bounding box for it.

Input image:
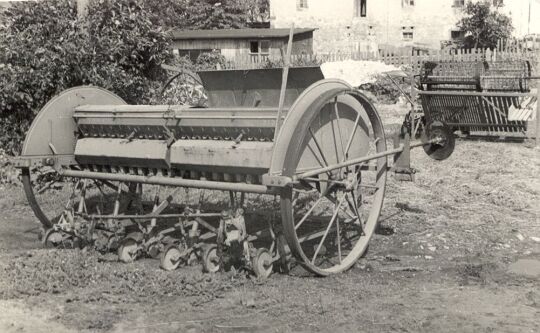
[279,88,387,276]
[21,167,66,229]
[19,87,127,229]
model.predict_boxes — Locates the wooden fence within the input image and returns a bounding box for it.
[226,46,538,74]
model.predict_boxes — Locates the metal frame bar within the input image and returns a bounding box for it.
[274,24,295,140]
[295,139,436,181]
[77,213,222,220]
[59,169,277,194]
[418,90,534,97]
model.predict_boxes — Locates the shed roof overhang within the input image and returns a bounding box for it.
[171,28,316,40]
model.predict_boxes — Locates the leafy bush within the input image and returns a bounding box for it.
[0,0,86,154]
[358,67,414,105]
[0,0,172,154]
[0,0,271,156]
[259,55,322,69]
[195,50,227,70]
[184,0,251,30]
[152,53,225,106]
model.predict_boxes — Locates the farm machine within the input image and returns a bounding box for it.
[13,65,455,277]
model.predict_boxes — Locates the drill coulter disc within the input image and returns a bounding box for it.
[118,232,143,263]
[202,244,220,273]
[421,120,455,161]
[43,229,73,249]
[160,244,184,271]
[276,86,387,276]
[252,248,273,279]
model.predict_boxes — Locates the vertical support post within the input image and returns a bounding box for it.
[392,132,414,182]
[273,24,295,141]
[536,84,540,146]
[409,72,417,137]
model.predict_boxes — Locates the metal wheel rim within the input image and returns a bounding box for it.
[22,167,58,229]
[253,249,273,278]
[118,238,138,263]
[43,229,64,248]
[280,90,387,276]
[203,245,219,273]
[160,245,182,271]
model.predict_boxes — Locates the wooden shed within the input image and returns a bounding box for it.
[170,28,315,63]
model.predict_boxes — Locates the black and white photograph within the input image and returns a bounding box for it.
[0,0,539,332]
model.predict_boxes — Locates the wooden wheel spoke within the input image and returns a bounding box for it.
[343,113,361,162]
[336,214,342,264]
[345,193,359,218]
[36,179,59,194]
[325,193,356,220]
[329,101,342,165]
[359,183,379,189]
[306,143,328,169]
[309,127,330,167]
[311,195,346,264]
[346,192,365,236]
[295,184,334,230]
[333,100,346,160]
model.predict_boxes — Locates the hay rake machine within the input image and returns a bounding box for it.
[14,65,454,277]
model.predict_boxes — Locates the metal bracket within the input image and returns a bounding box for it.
[12,155,77,169]
[393,167,416,182]
[392,132,415,182]
[159,125,175,147]
[261,174,293,187]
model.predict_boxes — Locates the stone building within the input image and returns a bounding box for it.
[270,0,540,53]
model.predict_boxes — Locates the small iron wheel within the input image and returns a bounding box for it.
[107,234,121,252]
[43,229,68,248]
[421,120,455,160]
[202,244,220,273]
[160,244,184,271]
[147,242,161,259]
[118,237,139,263]
[252,248,273,279]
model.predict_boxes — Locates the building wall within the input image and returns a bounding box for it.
[172,38,282,61]
[498,0,540,37]
[270,0,376,53]
[270,0,540,53]
[171,33,314,62]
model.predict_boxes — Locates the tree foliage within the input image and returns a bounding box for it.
[141,0,269,31]
[0,0,269,154]
[183,0,250,30]
[0,0,86,153]
[0,0,172,154]
[84,0,172,101]
[457,1,513,49]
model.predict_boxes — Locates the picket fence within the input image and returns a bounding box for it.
[225,46,538,74]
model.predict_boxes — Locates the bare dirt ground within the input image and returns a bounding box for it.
[0,115,539,332]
